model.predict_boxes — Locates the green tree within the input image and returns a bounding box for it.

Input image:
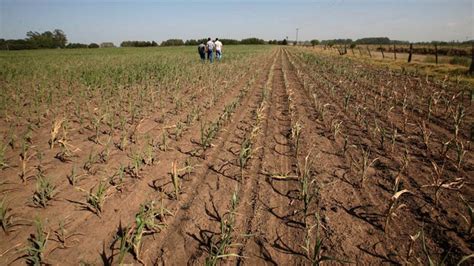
[27,30,67,48]
[240,38,265,44]
[66,43,88,49]
[161,39,184,46]
[185,39,198,45]
[88,43,99,48]
[53,29,67,48]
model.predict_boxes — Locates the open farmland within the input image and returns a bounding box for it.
[0,46,473,264]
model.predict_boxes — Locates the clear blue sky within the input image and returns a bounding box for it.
[1,0,472,45]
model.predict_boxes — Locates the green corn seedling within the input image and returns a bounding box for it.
[300,153,317,218]
[0,142,9,169]
[421,225,450,266]
[353,147,379,185]
[81,181,108,217]
[0,197,14,232]
[32,176,56,208]
[159,129,169,151]
[454,140,467,170]
[459,194,473,235]
[143,142,155,166]
[53,218,82,249]
[301,213,348,265]
[127,152,143,178]
[83,150,99,174]
[24,217,49,265]
[239,137,252,179]
[206,190,240,266]
[67,165,86,186]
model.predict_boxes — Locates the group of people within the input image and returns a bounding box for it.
[198,38,223,63]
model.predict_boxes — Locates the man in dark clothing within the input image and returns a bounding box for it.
[198,41,206,62]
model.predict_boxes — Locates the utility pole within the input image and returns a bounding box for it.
[296,28,299,45]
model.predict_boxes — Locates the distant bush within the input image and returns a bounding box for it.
[120,41,157,47]
[0,39,37,50]
[161,39,184,46]
[66,43,88,49]
[356,37,391,45]
[383,46,470,57]
[269,39,287,45]
[100,42,115,48]
[27,29,67,48]
[88,43,99,48]
[187,38,270,45]
[321,39,353,45]
[185,39,209,45]
[0,29,67,50]
[240,38,265,45]
[311,39,320,46]
[185,39,199,45]
[449,56,471,67]
[220,39,240,45]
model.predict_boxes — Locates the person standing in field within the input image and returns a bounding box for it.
[214,38,223,61]
[206,37,215,63]
[198,41,206,62]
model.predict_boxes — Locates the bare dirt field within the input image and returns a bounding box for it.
[0,46,472,265]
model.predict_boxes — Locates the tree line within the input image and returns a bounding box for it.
[2,30,472,51]
[317,37,473,46]
[0,29,102,50]
[1,29,68,50]
[121,41,158,47]
[0,29,273,50]
[161,37,266,46]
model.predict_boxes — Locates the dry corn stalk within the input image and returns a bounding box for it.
[49,118,65,149]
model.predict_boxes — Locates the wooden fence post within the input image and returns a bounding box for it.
[393,44,397,60]
[408,43,413,63]
[367,46,372,57]
[469,43,474,75]
[435,44,438,64]
[358,47,363,56]
[380,45,385,58]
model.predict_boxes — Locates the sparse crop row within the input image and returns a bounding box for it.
[285,48,472,264]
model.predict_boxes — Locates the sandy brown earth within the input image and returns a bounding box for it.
[1,47,473,265]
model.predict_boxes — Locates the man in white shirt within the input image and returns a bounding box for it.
[206,37,215,63]
[214,38,223,61]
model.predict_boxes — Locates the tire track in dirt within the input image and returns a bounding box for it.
[237,49,304,265]
[283,48,389,262]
